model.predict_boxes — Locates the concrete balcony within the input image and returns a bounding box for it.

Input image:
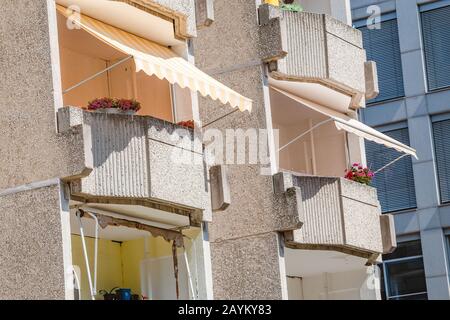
[274,172,396,259]
[57,107,208,224]
[259,4,378,111]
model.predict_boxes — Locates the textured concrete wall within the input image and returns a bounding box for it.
[211,232,285,300]
[145,0,197,36]
[289,176,383,255]
[59,108,209,216]
[260,7,366,95]
[0,0,86,190]
[194,0,300,299]
[0,185,66,299]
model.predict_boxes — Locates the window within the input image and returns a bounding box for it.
[365,128,417,213]
[421,4,450,91]
[379,240,428,300]
[359,18,405,104]
[433,118,450,203]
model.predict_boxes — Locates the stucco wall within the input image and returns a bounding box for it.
[149,0,196,36]
[211,232,286,300]
[0,0,86,190]
[194,0,300,299]
[0,185,66,299]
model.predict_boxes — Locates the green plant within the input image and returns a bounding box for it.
[281,0,303,12]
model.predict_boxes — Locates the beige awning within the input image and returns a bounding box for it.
[271,87,418,159]
[57,5,252,112]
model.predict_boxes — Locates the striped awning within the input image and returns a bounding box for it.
[271,87,418,158]
[57,5,252,112]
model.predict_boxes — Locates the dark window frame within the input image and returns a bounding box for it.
[432,118,450,204]
[357,16,406,105]
[379,240,428,300]
[420,4,450,92]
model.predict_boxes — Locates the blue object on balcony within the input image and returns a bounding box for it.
[117,289,132,301]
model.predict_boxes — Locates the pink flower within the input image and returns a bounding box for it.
[344,164,374,185]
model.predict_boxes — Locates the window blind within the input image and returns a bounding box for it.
[432,118,450,203]
[421,5,450,91]
[365,128,417,213]
[359,19,405,104]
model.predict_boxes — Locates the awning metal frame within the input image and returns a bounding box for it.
[76,209,99,301]
[277,117,412,174]
[73,207,200,300]
[63,55,133,95]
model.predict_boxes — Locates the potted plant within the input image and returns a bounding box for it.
[281,0,303,12]
[344,163,374,186]
[177,120,195,129]
[87,97,141,115]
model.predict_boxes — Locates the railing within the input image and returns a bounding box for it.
[259,4,378,108]
[274,172,395,258]
[57,107,209,219]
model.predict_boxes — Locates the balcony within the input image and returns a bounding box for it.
[259,4,378,111]
[274,172,396,259]
[58,107,208,225]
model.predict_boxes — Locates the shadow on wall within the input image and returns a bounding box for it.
[85,112,196,168]
[292,175,338,201]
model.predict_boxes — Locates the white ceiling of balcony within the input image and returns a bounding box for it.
[285,248,368,277]
[69,203,191,241]
[56,0,184,47]
[269,77,353,114]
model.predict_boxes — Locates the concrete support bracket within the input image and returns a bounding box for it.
[210,165,230,212]
[258,3,281,26]
[273,171,294,194]
[380,214,397,254]
[365,61,379,100]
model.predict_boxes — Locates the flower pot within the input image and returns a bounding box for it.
[95,108,136,115]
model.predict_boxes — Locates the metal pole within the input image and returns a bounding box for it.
[278,118,333,152]
[84,211,99,296]
[201,108,239,129]
[76,210,95,300]
[374,154,409,174]
[63,55,133,95]
[183,248,196,300]
[184,235,199,299]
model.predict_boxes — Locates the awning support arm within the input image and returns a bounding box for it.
[183,234,199,299]
[76,209,98,300]
[201,109,239,129]
[63,55,133,95]
[374,153,409,174]
[183,248,196,300]
[278,118,333,152]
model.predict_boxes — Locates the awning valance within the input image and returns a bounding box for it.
[271,87,418,159]
[57,5,252,112]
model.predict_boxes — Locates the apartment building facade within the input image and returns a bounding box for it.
[352,0,450,300]
[0,0,411,300]
[193,0,413,299]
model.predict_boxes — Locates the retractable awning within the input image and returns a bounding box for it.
[57,5,252,112]
[271,87,417,159]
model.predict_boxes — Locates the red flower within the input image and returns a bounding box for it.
[177,120,195,129]
[87,98,141,112]
[344,163,374,185]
